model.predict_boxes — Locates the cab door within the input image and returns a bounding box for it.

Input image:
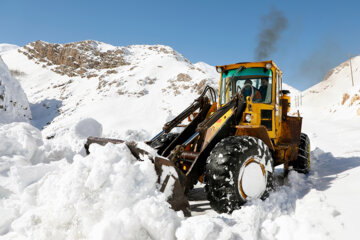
[274,70,282,141]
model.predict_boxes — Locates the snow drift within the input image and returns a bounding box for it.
[0,57,31,123]
[0,122,182,240]
[0,121,347,240]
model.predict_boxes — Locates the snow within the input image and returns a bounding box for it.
[0,40,359,239]
[0,42,219,141]
[298,57,360,157]
[0,124,181,239]
[185,169,344,240]
[0,44,19,54]
[0,57,31,123]
[0,123,43,166]
[89,40,116,52]
[300,56,360,120]
[194,61,220,84]
[74,118,103,139]
[240,161,267,198]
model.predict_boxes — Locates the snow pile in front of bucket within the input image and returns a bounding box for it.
[0,122,348,240]
[0,122,181,240]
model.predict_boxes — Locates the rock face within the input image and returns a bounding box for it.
[18,40,129,78]
[0,57,31,123]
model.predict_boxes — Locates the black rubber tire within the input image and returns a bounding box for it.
[291,133,311,174]
[150,133,179,155]
[205,136,274,213]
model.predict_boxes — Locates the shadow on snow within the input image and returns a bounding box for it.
[29,99,62,130]
[187,147,360,214]
[310,148,360,192]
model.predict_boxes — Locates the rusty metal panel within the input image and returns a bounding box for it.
[274,144,299,166]
[84,137,125,154]
[279,116,302,145]
[153,157,191,216]
[235,125,274,151]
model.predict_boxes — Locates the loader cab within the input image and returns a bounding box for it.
[219,68,273,105]
[216,61,283,140]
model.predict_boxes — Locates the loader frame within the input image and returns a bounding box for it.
[146,61,302,189]
[84,60,304,214]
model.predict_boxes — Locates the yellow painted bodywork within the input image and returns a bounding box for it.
[201,108,233,151]
[207,60,302,167]
[216,60,282,144]
[282,93,291,113]
[240,96,278,140]
[206,102,218,118]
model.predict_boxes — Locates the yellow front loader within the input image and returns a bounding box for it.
[85,60,310,215]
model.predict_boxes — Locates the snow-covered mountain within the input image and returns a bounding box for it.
[301,56,360,119]
[298,57,360,157]
[1,40,219,141]
[0,56,31,124]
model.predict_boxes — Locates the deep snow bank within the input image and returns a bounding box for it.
[0,121,347,240]
[0,57,31,123]
[177,170,342,240]
[0,122,181,240]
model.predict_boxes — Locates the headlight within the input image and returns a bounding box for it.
[216,66,223,73]
[245,114,252,123]
[265,63,272,70]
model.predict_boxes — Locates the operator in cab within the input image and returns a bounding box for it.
[241,79,262,102]
[259,78,269,101]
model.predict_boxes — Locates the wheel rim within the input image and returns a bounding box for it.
[238,157,267,200]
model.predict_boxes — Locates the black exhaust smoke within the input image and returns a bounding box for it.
[255,7,288,61]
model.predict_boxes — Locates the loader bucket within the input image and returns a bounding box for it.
[85,137,191,216]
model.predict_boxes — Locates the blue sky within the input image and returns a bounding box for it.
[1,0,360,90]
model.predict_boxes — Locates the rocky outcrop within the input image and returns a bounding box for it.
[7,40,220,104]
[18,40,129,78]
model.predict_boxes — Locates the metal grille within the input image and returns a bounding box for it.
[261,110,272,131]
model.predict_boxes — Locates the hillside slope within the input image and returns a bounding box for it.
[299,56,360,157]
[0,44,18,54]
[301,56,360,119]
[1,41,219,141]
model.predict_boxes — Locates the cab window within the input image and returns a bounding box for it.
[220,67,273,104]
